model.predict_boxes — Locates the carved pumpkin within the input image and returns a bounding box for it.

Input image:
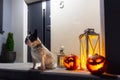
[64,54,80,70]
[86,54,106,74]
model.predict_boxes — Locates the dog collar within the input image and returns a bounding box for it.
[33,43,42,49]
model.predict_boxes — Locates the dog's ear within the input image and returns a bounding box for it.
[33,29,37,38]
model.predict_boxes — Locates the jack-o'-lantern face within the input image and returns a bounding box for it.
[64,54,80,70]
[86,54,106,74]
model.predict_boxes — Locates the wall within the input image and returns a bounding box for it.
[23,1,28,63]
[0,0,104,62]
[11,0,28,62]
[0,0,12,55]
[0,0,28,62]
[51,0,104,57]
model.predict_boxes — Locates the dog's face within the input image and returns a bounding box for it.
[25,30,40,47]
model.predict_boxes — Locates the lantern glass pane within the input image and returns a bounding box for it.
[80,35,87,69]
[88,35,100,56]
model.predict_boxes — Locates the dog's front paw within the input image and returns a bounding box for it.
[37,66,45,70]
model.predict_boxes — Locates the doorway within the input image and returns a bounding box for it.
[27,1,51,62]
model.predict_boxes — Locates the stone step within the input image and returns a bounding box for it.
[0,63,119,80]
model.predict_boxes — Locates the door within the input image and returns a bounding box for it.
[45,1,51,50]
[0,0,3,33]
[28,1,51,62]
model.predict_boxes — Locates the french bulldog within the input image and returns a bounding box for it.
[25,30,55,70]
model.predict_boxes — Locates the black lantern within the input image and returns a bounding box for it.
[79,28,100,70]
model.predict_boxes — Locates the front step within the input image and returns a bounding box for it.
[0,63,119,80]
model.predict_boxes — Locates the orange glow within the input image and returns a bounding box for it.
[86,54,106,74]
[87,61,105,71]
[88,59,93,63]
[80,33,105,70]
[76,57,80,69]
[64,62,73,68]
[101,36,106,57]
[96,58,102,63]
[64,54,80,70]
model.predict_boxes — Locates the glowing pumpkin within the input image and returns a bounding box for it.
[64,54,80,70]
[86,54,106,74]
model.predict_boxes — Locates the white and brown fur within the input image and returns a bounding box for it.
[25,30,55,70]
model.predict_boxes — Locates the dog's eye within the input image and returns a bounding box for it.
[29,35,36,42]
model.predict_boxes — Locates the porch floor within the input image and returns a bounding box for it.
[0,63,119,80]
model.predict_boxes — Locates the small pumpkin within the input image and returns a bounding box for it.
[64,54,80,70]
[86,54,106,74]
